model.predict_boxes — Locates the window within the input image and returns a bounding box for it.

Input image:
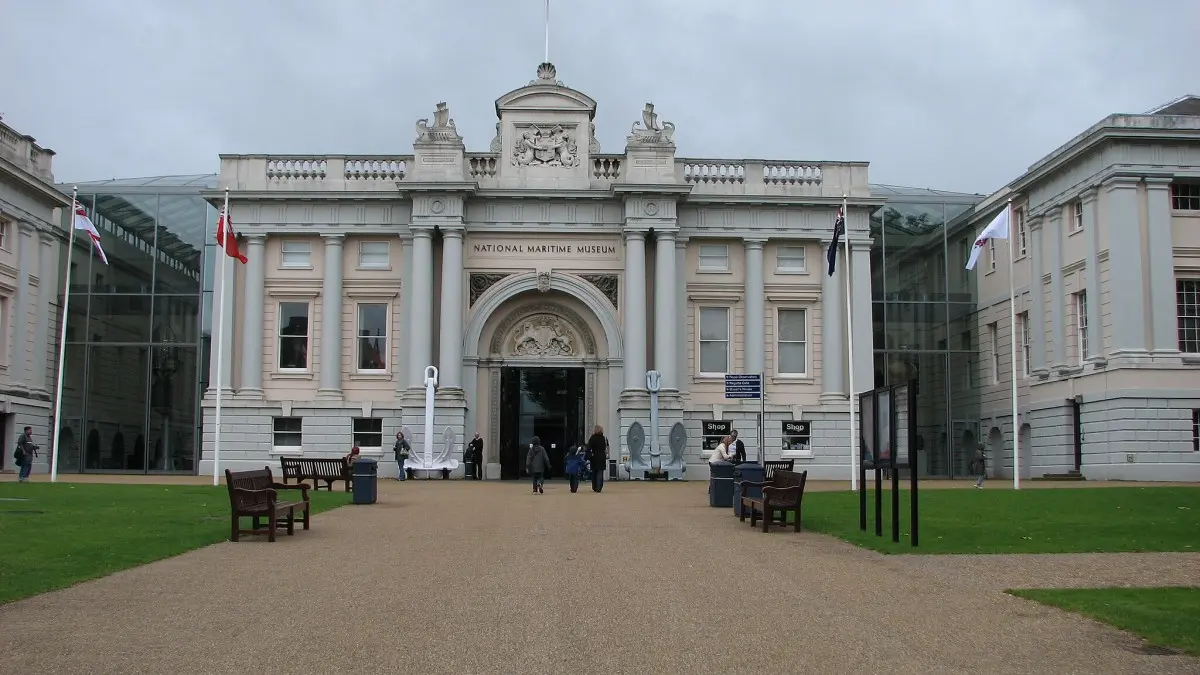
[353,418,384,449]
[1016,208,1027,257]
[698,307,729,374]
[277,302,310,370]
[273,417,303,449]
[988,322,1000,383]
[0,216,9,250]
[0,296,7,361]
[358,241,390,269]
[958,238,970,285]
[776,309,808,375]
[1019,312,1031,377]
[987,238,997,272]
[356,303,388,371]
[280,240,311,268]
[698,244,729,272]
[1075,291,1088,360]
[1179,279,1200,353]
[776,245,806,273]
[1071,201,1084,232]
[1193,409,1199,452]
[1172,182,1200,211]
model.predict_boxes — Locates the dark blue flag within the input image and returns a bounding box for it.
[826,207,845,276]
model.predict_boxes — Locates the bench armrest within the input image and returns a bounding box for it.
[762,485,802,501]
[272,482,310,497]
[739,480,767,490]
[231,487,275,496]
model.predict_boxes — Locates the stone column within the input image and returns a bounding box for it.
[653,230,678,390]
[1046,208,1066,370]
[743,238,766,376]
[675,236,688,392]
[208,242,236,393]
[9,223,35,389]
[850,246,874,392]
[239,235,267,396]
[317,234,344,399]
[623,230,647,391]
[1144,178,1180,355]
[397,234,413,392]
[408,228,435,388]
[1027,216,1048,374]
[1103,177,1147,357]
[1080,189,1104,363]
[33,231,58,393]
[438,227,464,389]
[819,237,845,402]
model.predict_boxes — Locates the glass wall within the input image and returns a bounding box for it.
[868,185,985,478]
[54,175,215,473]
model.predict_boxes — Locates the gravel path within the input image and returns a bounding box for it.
[1,480,1197,674]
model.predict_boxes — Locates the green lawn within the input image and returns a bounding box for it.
[0,482,349,605]
[1009,587,1200,656]
[800,486,1200,554]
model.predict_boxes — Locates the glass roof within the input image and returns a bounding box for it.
[66,174,219,189]
[868,183,984,200]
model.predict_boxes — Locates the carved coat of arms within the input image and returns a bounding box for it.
[512,124,579,168]
[508,315,576,357]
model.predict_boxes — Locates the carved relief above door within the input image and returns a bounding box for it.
[488,302,597,357]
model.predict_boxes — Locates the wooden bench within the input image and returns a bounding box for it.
[762,459,795,480]
[225,467,311,542]
[279,456,352,492]
[739,468,808,533]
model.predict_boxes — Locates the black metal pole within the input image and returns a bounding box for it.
[909,381,919,547]
[891,386,900,543]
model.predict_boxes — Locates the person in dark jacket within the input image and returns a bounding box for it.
[730,430,747,464]
[393,431,411,480]
[586,425,608,493]
[565,435,587,493]
[466,432,483,479]
[526,436,551,494]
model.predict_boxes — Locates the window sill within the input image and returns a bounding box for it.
[775,268,808,275]
[695,374,728,381]
[697,268,732,275]
[271,371,314,380]
[1181,354,1200,365]
[771,375,814,384]
[780,450,814,460]
[1170,209,1200,216]
[356,266,393,272]
[269,447,305,456]
[279,264,314,271]
[349,372,392,381]
[1068,228,1083,237]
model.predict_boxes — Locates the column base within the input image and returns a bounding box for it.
[235,388,264,400]
[819,392,847,405]
[315,388,344,401]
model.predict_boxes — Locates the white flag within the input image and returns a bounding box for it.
[72,202,110,265]
[965,206,1010,270]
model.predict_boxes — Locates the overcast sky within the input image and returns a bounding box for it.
[3,0,1197,194]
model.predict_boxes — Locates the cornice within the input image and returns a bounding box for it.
[1012,123,1200,193]
[0,157,71,207]
[201,190,406,205]
[680,194,887,207]
[394,181,479,197]
[610,183,694,197]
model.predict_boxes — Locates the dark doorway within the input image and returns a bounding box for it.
[498,367,586,480]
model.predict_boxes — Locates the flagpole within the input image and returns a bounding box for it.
[842,195,858,492]
[49,188,80,483]
[1006,199,1021,490]
[212,189,230,486]
[543,0,550,63]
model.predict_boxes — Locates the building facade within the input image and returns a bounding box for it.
[970,95,1200,481]
[201,63,885,480]
[0,118,69,473]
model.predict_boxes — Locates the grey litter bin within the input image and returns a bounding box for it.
[352,458,378,505]
[733,463,765,517]
[708,460,735,507]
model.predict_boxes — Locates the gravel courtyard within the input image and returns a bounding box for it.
[1,479,1197,674]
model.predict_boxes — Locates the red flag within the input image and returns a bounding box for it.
[215,208,247,264]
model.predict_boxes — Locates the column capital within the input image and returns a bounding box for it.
[623,230,647,242]
[38,230,57,245]
[655,230,677,242]
[1045,207,1062,223]
[441,227,465,239]
[743,238,767,249]
[675,236,689,249]
[17,220,38,236]
[1102,175,1141,191]
[1080,187,1099,204]
[321,232,345,243]
[244,233,267,244]
[1143,176,1174,188]
[411,226,435,239]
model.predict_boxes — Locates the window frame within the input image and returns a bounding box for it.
[1075,290,1089,361]
[775,307,809,377]
[272,417,303,451]
[1019,311,1031,377]
[987,238,997,272]
[276,300,312,372]
[280,239,312,269]
[1177,279,1200,354]
[1069,200,1084,233]
[355,301,389,373]
[352,418,384,450]
[696,306,730,376]
[988,322,1000,384]
[0,216,10,251]
[1171,182,1200,211]
[775,244,807,274]
[357,240,391,270]
[0,294,8,365]
[1192,409,1199,452]
[697,243,730,273]
[1015,208,1027,258]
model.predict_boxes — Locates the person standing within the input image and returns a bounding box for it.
[971,444,987,488]
[709,435,733,464]
[526,436,550,494]
[729,429,747,464]
[586,425,608,493]
[565,434,587,493]
[15,426,38,482]
[392,431,411,480]
[467,432,483,480]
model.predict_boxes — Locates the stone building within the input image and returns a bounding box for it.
[0,117,69,472]
[969,94,1200,481]
[201,63,883,480]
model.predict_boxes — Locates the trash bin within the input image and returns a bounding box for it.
[352,458,378,505]
[733,462,765,517]
[708,460,735,507]
[464,459,476,480]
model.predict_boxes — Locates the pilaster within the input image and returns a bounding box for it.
[622,229,647,392]
[1144,177,1182,360]
[1103,176,1150,359]
[819,237,845,402]
[316,233,344,399]
[239,234,267,397]
[653,230,678,391]
[1028,216,1049,376]
[674,236,688,394]
[1080,189,1105,366]
[1046,207,1066,371]
[407,227,435,389]
[743,238,765,376]
[438,226,465,392]
[9,222,36,390]
[207,242,236,395]
[33,231,58,394]
[850,244,873,393]
[397,233,414,394]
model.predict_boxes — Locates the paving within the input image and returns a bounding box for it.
[1,479,1198,674]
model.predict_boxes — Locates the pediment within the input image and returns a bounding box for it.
[494,64,596,118]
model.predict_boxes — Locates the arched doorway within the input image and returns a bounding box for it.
[1019,423,1032,480]
[465,271,620,480]
[986,426,1003,477]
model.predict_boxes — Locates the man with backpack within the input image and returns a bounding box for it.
[14,426,38,482]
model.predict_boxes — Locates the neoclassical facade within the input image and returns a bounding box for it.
[200,63,881,479]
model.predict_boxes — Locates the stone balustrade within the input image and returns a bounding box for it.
[222,153,868,196]
[0,120,56,181]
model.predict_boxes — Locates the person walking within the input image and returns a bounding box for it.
[393,431,411,480]
[971,444,987,488]
[565,435,586,493]
[14,426,38,482]
[467,432,483,480]
[527,436,551,494]
[586,425,608,493]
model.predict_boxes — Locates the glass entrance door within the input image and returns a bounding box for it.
[498,367,586,480]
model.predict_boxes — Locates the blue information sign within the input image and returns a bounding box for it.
[723,373,762,399]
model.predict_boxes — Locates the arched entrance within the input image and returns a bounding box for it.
[464,271,621,480]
